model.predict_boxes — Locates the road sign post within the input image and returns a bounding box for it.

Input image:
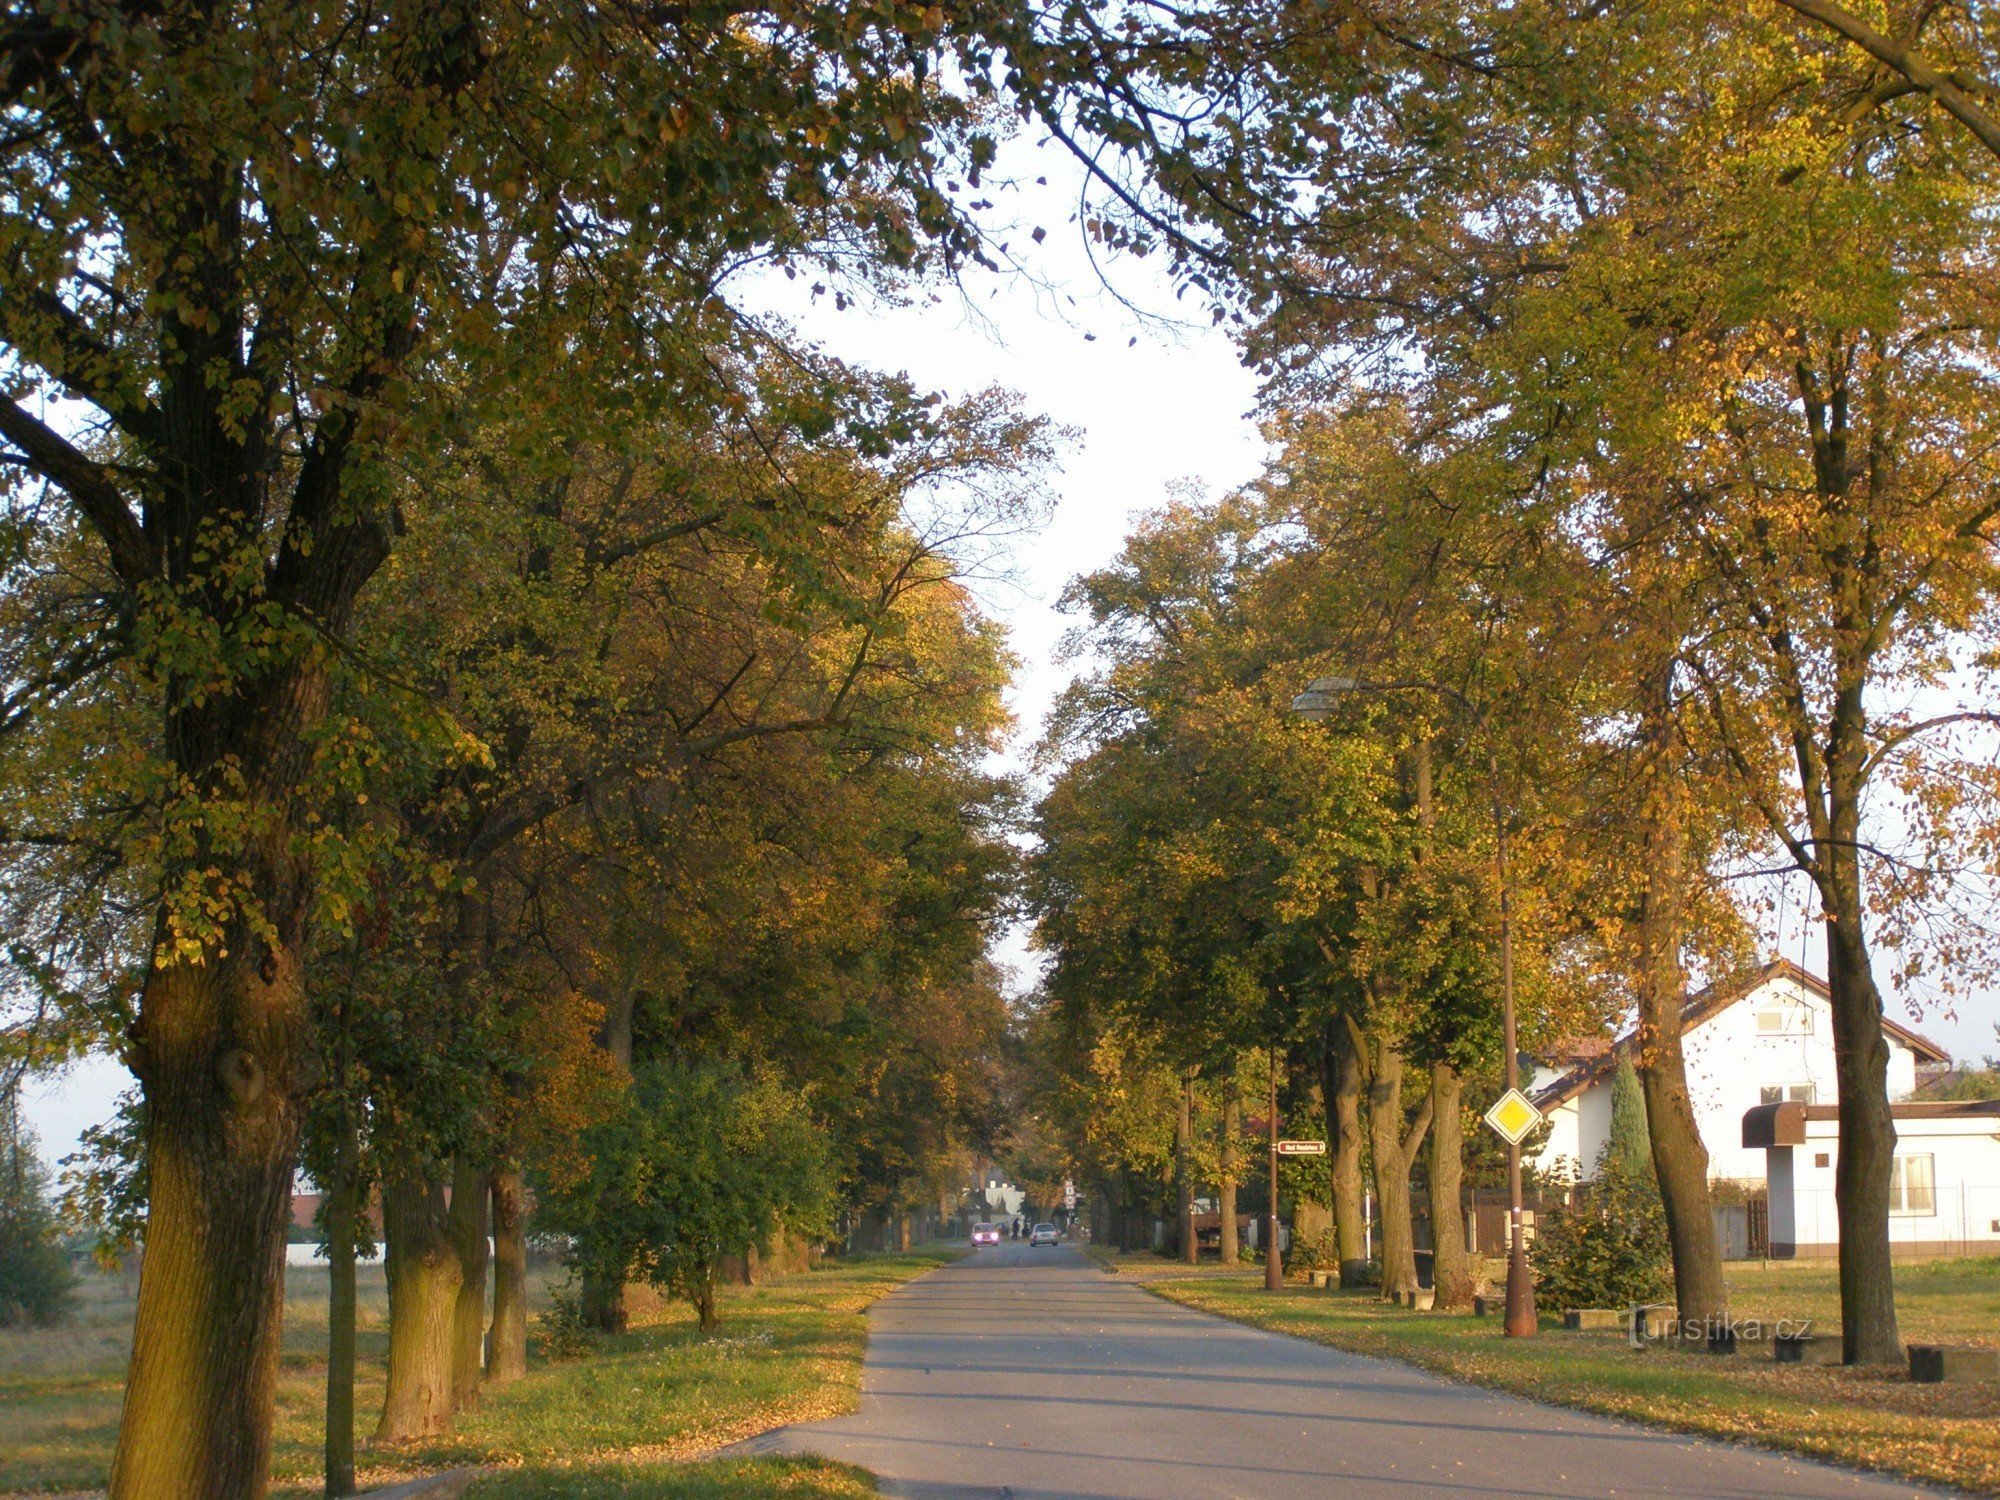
[1265,1044,1282,1292]
[1277,1140,1326,1156]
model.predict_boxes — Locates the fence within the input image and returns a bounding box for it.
[1771,1182,2000,1259]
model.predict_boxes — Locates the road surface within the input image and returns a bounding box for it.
[747,1240,1945,1500]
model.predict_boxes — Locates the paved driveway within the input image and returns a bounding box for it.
[746,1241,1948,1500]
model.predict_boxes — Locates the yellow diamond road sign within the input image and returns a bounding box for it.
[1483,1088,1542,1145]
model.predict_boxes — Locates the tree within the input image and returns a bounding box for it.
[0,4,1058,1487]
[544,1055,832,1332]
[0,1082,72,1327]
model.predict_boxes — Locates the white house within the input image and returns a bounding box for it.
[1744,1098,2000,1258]
[1528,959,1949,1184]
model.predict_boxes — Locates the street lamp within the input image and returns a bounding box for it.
[1289,674,1538,1338]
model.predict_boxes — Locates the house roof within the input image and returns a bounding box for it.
[1743,1097,2000,1149]
[1532,958,1951,1112]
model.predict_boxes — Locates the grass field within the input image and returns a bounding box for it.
[0,1250,957,1498]
[1096,1251,2000,1496]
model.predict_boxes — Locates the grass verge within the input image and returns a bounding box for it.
[1097,1252,2000,1497]
[0,1250,956,1498]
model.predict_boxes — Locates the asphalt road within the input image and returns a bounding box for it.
[748,1240,1948,1500]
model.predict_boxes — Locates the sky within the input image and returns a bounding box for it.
[17,140,1998,1172]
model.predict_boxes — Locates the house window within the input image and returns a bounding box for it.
[1889,1154,1936,1216]
[1759,1084,1815,1104]
[1814,1152,1831,1168]
[1756,1003,1813,1036]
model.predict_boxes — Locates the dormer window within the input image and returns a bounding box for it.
[1755,1001,1813,1036]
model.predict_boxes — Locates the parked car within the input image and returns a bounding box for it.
[972,1222,1000,1245]
[1029,1222,1059,1246]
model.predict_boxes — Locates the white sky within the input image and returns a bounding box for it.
[17,141,1997,1172]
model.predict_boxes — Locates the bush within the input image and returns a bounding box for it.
[534,1275,600,1362]
[1530,1161,1672,1312]
[0,1092,75,1327]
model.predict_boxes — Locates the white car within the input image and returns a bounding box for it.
[1029,1222,1059,1247]
[971,1222,1000,1245]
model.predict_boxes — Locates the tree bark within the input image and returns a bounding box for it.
[322,1106,361,1498]
[1364,1032,1432,1301]
[1631,689,1728,1331]
[1323,1017,1368,1288]
[486,1162,530,1385]
[1824,852,1901,1364]
[108,947,308,1500]
[447,1157,488,1410]
[376,1173,462,1442]
[1219,1080,1241,1263]
[1178,1068,1197,1264]
[1427,1062,1475,1311]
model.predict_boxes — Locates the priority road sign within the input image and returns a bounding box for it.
[1276,1139,1327,1157]
[1483,1088,1543,1145]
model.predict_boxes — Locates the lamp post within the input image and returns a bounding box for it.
[1289,675,1538,1337]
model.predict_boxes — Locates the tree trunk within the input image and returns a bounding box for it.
[323,1107,361,1498]
[1178,1068,1197,1264]
[695,1271,719,1333]
[1218,1080,1241,1263]
[447,1157,488,1410]
[1630,696,1727,1332]
[1324,1018,1368,1288]
[109,950,307,1500]
[376,1173,462,1442]
[1824,856,1901,1364]
[1427,1062,1474,1312]
[486,1162,529,1385]
[1365,1034,1431,1301]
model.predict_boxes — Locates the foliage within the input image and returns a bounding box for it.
[531,1276,600,1364]
[0,1089,72,1327]
[543,1057,834,1330]
[1530,1163,1672,1315]
[1603,1059,1652,1184]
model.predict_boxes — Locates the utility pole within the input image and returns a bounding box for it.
[1266,1043,1283,1291]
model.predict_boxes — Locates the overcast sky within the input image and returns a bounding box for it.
[18,141,1997,1171]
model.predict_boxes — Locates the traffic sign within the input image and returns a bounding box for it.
[1483,1088,1543,1145]
[1276,1139,1326,1157]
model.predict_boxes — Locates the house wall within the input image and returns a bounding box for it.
[1767,1117,2000,1258]
[1533,973,1926,1185]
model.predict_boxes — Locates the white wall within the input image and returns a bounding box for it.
[1772,1116,2000,1255]
[1534,974,1927,1185]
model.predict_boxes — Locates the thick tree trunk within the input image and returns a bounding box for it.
[447,1157,488,1410]
[1427,1063,1475,1311]
[695,1271,719,1333]
[1323,1018,1368,1288]
[109,940,308,1500]
[376,1174,462,1442]
[486,1162,529,1385]
[1630,705,1727,1332]
[1824,861,1901,1364]
[1178,1069,1197,1264]
[323,1107,361,1498]
[1365,1034,1431,1301]
[1219,1081,1241,1263]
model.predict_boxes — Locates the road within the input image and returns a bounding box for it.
[747,1240,1945,1500]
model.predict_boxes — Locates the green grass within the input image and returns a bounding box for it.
[0,1251,954,1497]
[1098,1252,2000,1497]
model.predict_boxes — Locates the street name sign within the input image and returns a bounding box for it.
[1276,1139,1327,1157]
[1483,1088,1543,1145]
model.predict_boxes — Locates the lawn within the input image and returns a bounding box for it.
[0,1250,957,1498]
[1096,1251,2000,1496]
